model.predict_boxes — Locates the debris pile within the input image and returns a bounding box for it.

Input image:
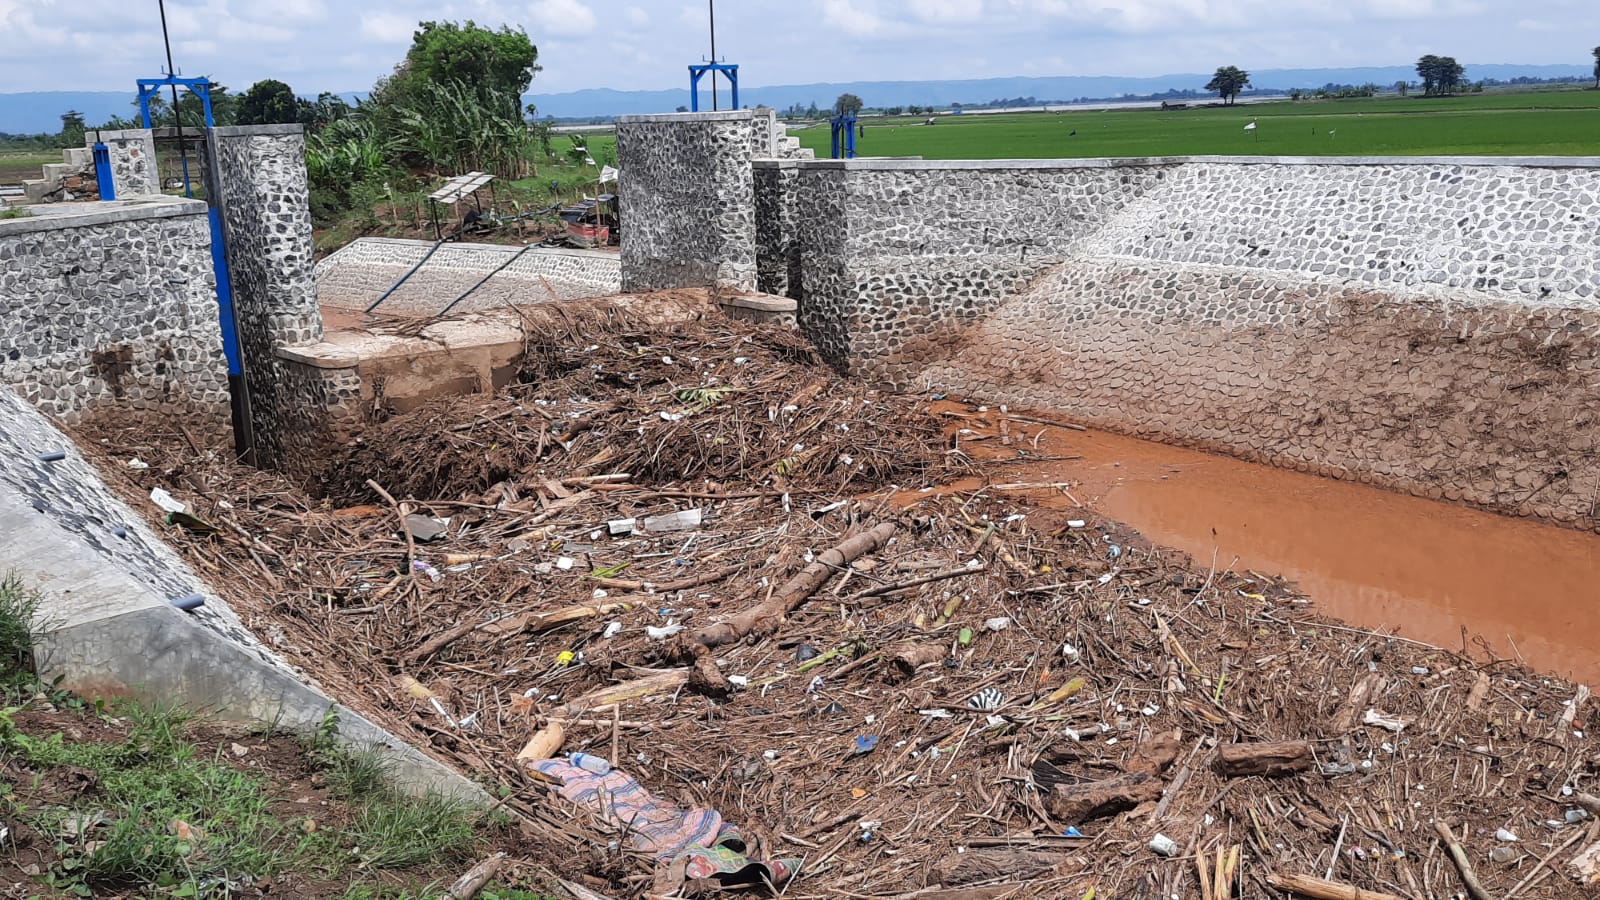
[80,314,1598,898]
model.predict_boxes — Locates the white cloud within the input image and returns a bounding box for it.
[529,0,597,36]
[822,0,887,37]
[625,5,649,27]
[908,0,985,23]
[359,11,416,43]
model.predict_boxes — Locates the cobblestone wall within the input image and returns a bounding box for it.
[616,111,756,293]
[798,155,1600,526]
[315,238,622,313]
[754,161,801,298]
[0,200,228,419]
[205,125,322,470]
[793,159,1167,379]
[93,129,160,198]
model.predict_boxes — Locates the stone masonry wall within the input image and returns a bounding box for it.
[92,129,160,198]
[315,238,622,313]
[0,200,229,419]
[792,159,1169,378]
[616,111,756,293]
[792,155,1600,527]
[754,161,801,298]
[205,124,322,470]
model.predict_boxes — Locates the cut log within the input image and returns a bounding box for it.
[557,668,690,717]
[516,722,564,762]
[1333,673,1384,734]
[934,848,1065,886]
[688,522,897,651]
[887,641,947,679]
[1265,872,1404,900]
[1214,740,1314,777]
[443,852,506,899]
[1046,771,1163,824]
[1127,729,1184,776]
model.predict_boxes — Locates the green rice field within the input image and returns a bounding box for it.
[792,89,1600,160]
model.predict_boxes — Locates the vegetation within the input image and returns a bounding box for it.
[237,79,301,126]
[793,89,1600,160]
[1594,46,1600,89]
[1416,55,1466,96]
[0,574,541,897]
[1205,66,1251,105]
[835,92,864,117]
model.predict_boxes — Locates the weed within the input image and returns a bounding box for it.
[0,207,28,220]
[346,791,477,868]
[0,571,40,676]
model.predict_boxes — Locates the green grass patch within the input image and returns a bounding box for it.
[797,88,1600,160]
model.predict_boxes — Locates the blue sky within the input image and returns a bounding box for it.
[2,0,1596,95]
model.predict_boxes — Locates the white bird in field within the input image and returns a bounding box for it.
[1243,121,1257,131]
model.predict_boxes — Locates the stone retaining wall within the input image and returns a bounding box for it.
[315,238,622,313]
[0,199,229,420]
[93,129,160,198]
[784,155,1600,528]
[616,111,756,293]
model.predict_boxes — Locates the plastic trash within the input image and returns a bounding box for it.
[1495,828,1519,842]
[150,487,187,514]
[1063,826,1084,837]
[602,621,623,639]
[171,593,206,611]
[127,458,149,469]
[727,675,749,689]
[794,643,820,662]
[853,735,879,755]
[968,687,1004,711]
[607,518,637,535]
[645,623,684,641]
[556,650,577,666]
[36,450,66,463]
[642,508,703,533]
[1489,846,1516,863]
[403,514,449,542]
[983,617,1011,632]
[957,627,974,646]
[1149,834,1179,857]
[569,752,612,775]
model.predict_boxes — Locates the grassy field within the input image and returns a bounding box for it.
[794,89,1600,159]
[0,150,58,183]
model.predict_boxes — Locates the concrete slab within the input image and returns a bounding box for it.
[0,387,487,804]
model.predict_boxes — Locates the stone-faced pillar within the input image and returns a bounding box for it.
[203,124,322,470]
[615,111,756,294]
[90,129,160,198]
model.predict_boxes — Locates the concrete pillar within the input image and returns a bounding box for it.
[203,124,323,470]
[89,129,160,198]
[616,111,756,294]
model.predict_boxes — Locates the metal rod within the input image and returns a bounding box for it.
[709,0,718,111]
[366,241,445,314]
[436,245,531,317]
[157,0,192,198]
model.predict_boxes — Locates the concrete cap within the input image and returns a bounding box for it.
[617,110,754,124]
[209,123,305,137]
[798,154,1600,171]
[0,197,206,237]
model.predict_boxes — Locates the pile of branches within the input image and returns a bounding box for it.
[324,316,958,503]
[76,318,1600,899]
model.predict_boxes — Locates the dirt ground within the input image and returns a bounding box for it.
[75,311,1600,899]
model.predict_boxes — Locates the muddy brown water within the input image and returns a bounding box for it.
[940,407,1600,686]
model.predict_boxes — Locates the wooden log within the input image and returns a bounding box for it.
[934,848,1065,886]
[516,722,564,762]
[1434,821,1495,900]
[888,641,948,678]
[1214,740,1314,777]
[1046,771,1163,824]
[1265,873,1404,900]
[689,522,897,650]
[557,668,690,717]
[443,852,506,899]
[1127,729,1184,776]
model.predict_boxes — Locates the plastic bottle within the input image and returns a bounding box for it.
[569,752,611,775]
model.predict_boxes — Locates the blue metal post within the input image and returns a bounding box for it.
[92,143,115,200]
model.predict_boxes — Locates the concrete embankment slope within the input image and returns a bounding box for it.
[0,387,484,802]
[790,156,1600,529]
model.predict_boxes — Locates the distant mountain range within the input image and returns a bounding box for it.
[2,64,1590,133]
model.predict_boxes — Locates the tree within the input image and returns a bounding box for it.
[300,92,352,130]
[380,21,540,121]
[1205,66,1250,105]
[675,105,689,113]
[1592,46,1599,89]
[238,79,300,125]
[834,93,864,117]
[1416,55,1465,96]
[1395,80,1409,97]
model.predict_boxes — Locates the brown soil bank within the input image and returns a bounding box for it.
[77,313,1600,898]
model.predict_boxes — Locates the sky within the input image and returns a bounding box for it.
[2,0,1597,96]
